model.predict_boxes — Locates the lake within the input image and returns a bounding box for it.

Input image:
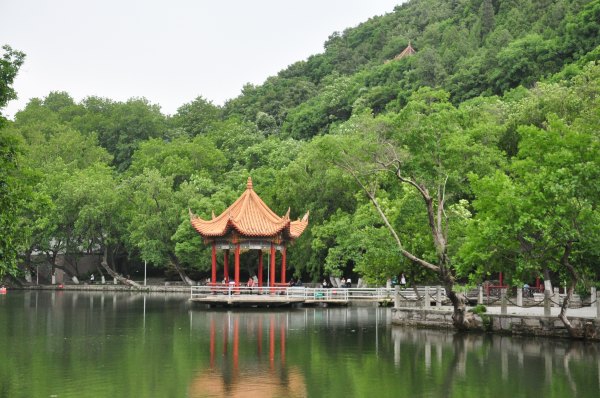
[0,291,598,397]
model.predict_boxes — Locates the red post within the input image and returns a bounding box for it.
[499,272,503,287]
[211,243,217,284]
[536,277,540,290]
[280,246,287,284]
[223,249,229,283]
[235,244,240,287]
[258,250,263,287]
[270,244,276,289]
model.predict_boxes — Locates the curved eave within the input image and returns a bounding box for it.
[289,220,309,239]
[190,215,291,238]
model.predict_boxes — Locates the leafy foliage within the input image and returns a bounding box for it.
[3,0,600,289]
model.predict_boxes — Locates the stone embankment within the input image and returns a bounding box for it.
[392,306,600,341]
[11,283,192,293]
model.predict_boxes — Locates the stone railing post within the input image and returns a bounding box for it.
[114,277,117,285]
[597,292,600,319]
[423,286,431,308]
[517,287,523,307]
[544,289,551,316]
[394,285,400,308]
[478,286,484,305]
[436,286,442,308]
[591,287,597,308]
[553,287,560,308]
[501,288,507,315]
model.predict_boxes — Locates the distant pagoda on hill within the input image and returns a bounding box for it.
[386,42,416,63]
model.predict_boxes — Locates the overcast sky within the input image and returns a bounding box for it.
[1,0,403,119]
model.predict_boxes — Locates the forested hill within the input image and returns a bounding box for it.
[223,0,600,138]
[1,0,599,291]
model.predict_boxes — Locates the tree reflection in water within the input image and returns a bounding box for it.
[1,292,599,398]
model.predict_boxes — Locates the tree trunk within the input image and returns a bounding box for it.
[169,253,194,286]
[558,242,583,338]
[543,266,552,291]
[440,268,479,330]
[46,249,80,284]
[100,247,141,289]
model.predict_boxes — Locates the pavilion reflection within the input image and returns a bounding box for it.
[189,311,306,398]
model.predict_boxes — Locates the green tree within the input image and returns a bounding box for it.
[170,96,221,137]
[0,45,25,115]
[125,169,194,285]
[0,45,26,278]
[128,135,226,188]
[333,89,503,329]
[0,130,32,278]
[71,97,167,171]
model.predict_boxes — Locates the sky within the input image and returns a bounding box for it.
[1,0,403,119]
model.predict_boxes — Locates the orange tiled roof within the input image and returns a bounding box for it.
[393,42,416,61]
[190,177,309,239]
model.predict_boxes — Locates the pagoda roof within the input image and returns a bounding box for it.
[190,177,309,240]
[393,42,416,61]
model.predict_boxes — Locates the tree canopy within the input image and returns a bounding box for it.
[2,0,599,316]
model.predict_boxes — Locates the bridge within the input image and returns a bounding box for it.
[190,285,396,307]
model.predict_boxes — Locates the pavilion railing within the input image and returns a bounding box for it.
[190,285,396,302]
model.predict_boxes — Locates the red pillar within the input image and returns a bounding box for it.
[280,246,287,284]
[258,250,263,287]
[270,244,276,288]
[499,272,503,287]
[211,243,217,284]
[536,277,540,290]
[223,249,229,283]
[235,244,240,287]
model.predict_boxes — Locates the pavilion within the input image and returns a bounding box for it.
[190,177,309,287]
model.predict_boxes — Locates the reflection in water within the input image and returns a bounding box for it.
[390,327,600,397]
[187,308,392,397]
[189,312,306,398]
[1,291,599,398]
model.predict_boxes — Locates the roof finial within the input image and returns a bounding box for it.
[247,176,253,190]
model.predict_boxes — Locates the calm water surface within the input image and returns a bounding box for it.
[0,291,599,398]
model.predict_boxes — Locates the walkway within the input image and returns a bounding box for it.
[190,286,396,307]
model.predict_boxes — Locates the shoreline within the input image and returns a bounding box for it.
[6,283,192,293]
[6,285,600,340]
[392,306,600,341]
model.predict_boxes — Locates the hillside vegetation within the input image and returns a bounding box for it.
[1,0,599,309]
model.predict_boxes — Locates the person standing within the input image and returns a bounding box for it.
[400,273,406,289]
[90,274,95,284]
